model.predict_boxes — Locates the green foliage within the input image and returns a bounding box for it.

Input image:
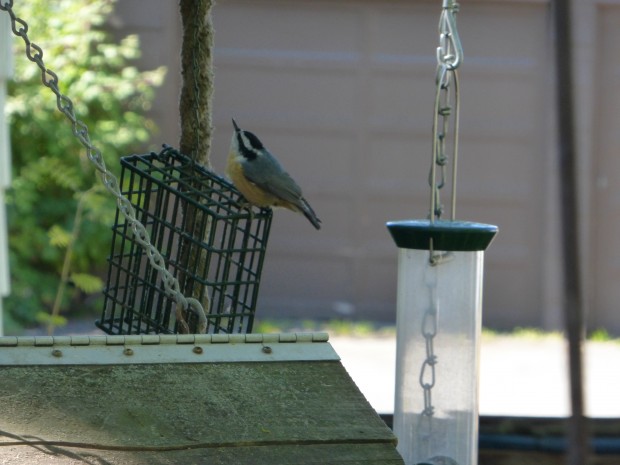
[70,273,104,294]
[4,0,165,330]
[253,318,396,337]
[482,326,563,340]
[588,328,616,343]
[35,312,68,329]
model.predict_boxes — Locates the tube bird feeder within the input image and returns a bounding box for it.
[387,219,497,465]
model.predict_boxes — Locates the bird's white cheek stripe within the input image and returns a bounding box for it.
[240,133,250,149]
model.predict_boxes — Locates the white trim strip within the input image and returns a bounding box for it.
[0,333,339,365]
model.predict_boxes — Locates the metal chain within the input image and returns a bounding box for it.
[415,263,440,462]
[0,0,207,332]
[428,0,462,225]
[420,300,437,417]
[420,264,438,418]
[428,0,462,267]
[415,4,464,460]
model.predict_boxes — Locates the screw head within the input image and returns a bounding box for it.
[51,349,63,358]
[192,346,203,354]
[262,346,272,354]
[123,348,134,356]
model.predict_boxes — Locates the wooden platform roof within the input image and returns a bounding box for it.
[0,333,404,464]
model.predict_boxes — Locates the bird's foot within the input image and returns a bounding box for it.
[238,201,255,221]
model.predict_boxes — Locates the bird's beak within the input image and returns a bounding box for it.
[232,118,240,132]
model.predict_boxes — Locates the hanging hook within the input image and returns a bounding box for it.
[436,0,463,70]
[428,238,455,266]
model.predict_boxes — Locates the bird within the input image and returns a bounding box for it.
[226,119,321,230]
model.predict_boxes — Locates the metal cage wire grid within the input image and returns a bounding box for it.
[97,146,272,335]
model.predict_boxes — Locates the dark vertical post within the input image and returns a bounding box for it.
[552,1,589,464]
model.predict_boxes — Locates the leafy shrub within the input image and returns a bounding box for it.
[4,0,165,332]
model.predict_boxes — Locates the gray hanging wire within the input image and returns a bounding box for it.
[0,1,208,332]
[427,0,463,265]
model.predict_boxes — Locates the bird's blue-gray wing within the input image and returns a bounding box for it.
[241,154,303,204]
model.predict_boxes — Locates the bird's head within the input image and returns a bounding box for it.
[232,118,264,161]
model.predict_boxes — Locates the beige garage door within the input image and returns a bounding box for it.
[207,0,552,327]
[591,5,620,333]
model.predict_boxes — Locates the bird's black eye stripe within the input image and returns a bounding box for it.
[237,132,258,160]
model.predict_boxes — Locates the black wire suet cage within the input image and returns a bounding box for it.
[97,146,272,335]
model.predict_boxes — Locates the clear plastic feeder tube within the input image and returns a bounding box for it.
[387,220,497,465]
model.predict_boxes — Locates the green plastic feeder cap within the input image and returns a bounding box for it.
[387,219,498,252]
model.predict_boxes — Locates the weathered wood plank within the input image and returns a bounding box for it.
[0,361,401,464]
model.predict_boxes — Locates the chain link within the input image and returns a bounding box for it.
[414,263,440,461]
[0,1,207,332]
[437,0,463,70]
[420,265,439,420]
[420,306,437,417]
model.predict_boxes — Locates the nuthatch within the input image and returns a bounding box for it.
[226,119,321,230]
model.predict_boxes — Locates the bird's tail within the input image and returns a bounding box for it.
[300,198,321,230]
